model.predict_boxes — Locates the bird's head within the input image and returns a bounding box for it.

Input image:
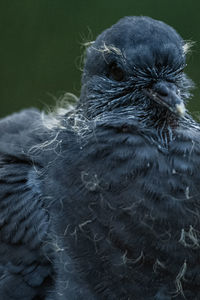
[79,16,193,131]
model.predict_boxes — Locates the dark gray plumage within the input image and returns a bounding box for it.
[0,16,200,299]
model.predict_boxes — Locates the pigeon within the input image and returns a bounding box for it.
[1,16,200,300]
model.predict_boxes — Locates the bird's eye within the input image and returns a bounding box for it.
[108,63,124,81]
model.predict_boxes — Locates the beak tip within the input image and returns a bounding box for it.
[175,102,186,117]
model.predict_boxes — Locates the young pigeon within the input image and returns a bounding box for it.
[0,16,200,300]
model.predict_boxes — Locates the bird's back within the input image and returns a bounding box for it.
[0,109,54,299]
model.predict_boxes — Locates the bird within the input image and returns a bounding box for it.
[0,15,200,299]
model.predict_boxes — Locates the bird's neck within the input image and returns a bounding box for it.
[137,107,180,147]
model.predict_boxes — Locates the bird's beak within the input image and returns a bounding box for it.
[146,81,186,117]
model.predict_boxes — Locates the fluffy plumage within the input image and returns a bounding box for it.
[1,16,200,299]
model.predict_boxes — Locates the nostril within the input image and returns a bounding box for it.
[158,87,168,97]
[153,82,169,97]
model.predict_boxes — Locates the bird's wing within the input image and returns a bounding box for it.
[0,109,53,299]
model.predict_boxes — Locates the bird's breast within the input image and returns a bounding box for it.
[77,124,200,223]
[47,123,200,298]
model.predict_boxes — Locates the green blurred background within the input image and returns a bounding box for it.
[0,0,200,118]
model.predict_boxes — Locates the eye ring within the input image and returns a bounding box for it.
[108,62,124,81]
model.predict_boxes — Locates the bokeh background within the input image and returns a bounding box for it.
[0,0,200,118]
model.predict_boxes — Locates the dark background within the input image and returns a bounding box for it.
[0,0,200,118]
